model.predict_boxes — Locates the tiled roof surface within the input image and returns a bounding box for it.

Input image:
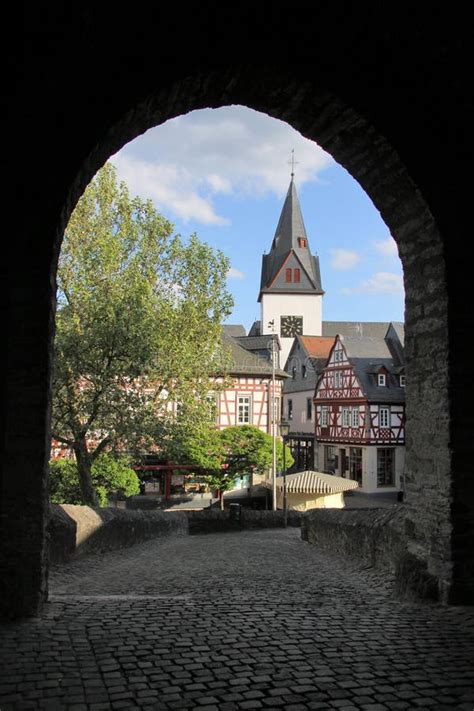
[273,470,358,494]
[298,335,335,358]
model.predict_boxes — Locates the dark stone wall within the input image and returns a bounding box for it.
[301,508,439,602]
[185,509,301,535]
[2,7,472,618]
[47,505,189,563]
[47,505,301,562]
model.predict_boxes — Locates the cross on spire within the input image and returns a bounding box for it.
[288,148,298,178]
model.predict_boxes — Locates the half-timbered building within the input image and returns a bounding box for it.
[314,323,405,494]
[214,326,287,433]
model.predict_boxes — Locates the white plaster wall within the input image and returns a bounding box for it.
[364,446,404,494]
[276,489,344,510]
[315,443,404,494]
[283,389,315,434]
[261,293,322,367]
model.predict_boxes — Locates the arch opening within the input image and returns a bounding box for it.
[4,67,467,619]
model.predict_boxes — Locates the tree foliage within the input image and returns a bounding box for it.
[52,163,233,505]
[49,454,140,507]
[176,425,294,508]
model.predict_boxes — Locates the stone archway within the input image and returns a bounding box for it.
[3,62,470,619]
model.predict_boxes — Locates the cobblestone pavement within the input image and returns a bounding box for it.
[1,528,474,710]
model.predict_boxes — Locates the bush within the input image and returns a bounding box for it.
[49,454,140,506]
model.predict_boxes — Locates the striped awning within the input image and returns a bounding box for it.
[272,470,359,495]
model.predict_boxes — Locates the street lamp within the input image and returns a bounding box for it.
[280,419,290,527]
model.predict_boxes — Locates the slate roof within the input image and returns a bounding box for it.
[222,324,246,338]
[322,321,403,339]
[234,334,283,370]
[258,178,323,299]
[220,329,288,378]
[337,333,405,403]
[248,320,261,337]
[234,335,281,352]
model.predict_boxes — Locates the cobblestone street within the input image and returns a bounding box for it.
[1,528,473,710]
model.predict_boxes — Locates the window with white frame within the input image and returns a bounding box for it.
[237,396,251,424]
[306,398,312,421]
[342,407,350,427]
[379,406,390,428]
[334,370,342,388]
[378,373,386,386]
[351,408,360,427]
[400,375,405,387]
[288,399,293,420]
[320,406,328,427]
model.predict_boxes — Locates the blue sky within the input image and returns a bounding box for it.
[111,106,404,332]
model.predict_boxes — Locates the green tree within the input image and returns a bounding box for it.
[52,163,233,506]
[177,425,294,509]
[49,454,140,507]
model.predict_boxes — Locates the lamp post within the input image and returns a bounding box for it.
[267,325,277,512]
[280,419,290,528]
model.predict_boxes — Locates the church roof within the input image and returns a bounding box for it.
[322,321,403,339]
[258,178,323,300]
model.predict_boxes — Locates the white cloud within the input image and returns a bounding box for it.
[342,272,404,295]
[227,267,245,280]
[374,236,399,257]
[111,154,229,226]
[206,173,233,194]
[330,248,361,271]
[110,105,333,225]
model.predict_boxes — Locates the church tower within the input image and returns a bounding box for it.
[258,176,324,367]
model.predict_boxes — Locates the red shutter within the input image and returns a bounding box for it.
[294,268,300,282]
[285,268,292,282]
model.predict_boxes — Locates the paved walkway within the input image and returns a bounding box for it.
[1,528,473,710]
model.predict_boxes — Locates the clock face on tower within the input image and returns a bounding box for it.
[280,315,303,337]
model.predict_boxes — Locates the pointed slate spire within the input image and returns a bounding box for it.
[258,177,324,301]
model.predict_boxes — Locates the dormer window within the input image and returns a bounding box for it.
[292,366,297,379]
[285,268,292,282]
[378,373,386,387]
[294,268,300,283]
[298,238,307,248]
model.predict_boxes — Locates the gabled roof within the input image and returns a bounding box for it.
[298,335,335,358]
[335,333,405,403]
[258,178,323,300]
